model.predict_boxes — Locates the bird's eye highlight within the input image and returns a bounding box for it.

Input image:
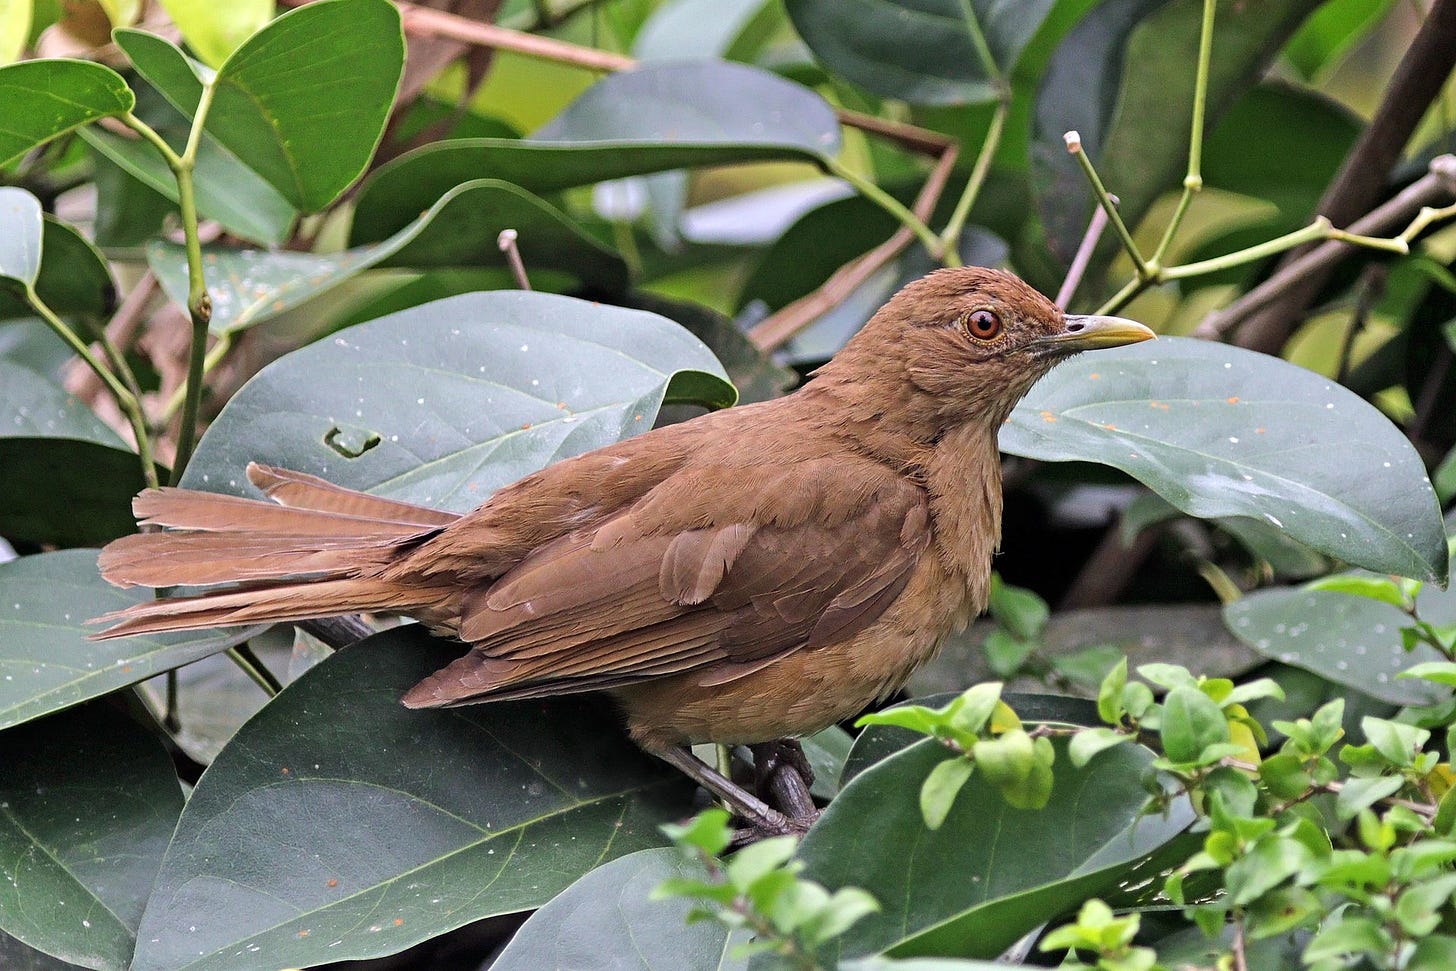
[963,309,1002,341]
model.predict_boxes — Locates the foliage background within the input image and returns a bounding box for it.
[1,0,1456,968]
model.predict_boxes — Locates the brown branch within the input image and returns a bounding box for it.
[1231,0,1456,353]
[394,0,636,72]
[1194,156,1456,340]
[747,141,960,352]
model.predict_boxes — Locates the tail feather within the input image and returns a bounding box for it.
[90,465,462,640]
[92,577,455,639]
[247,463,459,527]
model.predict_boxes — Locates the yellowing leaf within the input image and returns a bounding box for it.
[0,0,30,64]
[96,0,141,26]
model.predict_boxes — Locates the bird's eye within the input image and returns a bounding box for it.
[963,309,1002,341]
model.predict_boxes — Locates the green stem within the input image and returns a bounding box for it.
[161,332,231,422]
[1095,275,1146,316]
[938,97,1008,263]
[27,289,157,488]
[826,157,943,259]
[1068,138,1149,275]
[94,326,160,489]
[1162,218,1332,280]
[168,82,218,486]
[227,642,283,696]
[955,0,1007,93]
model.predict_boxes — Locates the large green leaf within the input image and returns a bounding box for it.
[1282,0,1392,79]
[798,736,1193,960]
[0,550,259,730]
[0,360,148,547]
[0,59,134,167]
[148,179,628,335]
[128,627,690,971]
[492,848,742,971]
[1001,337,1448,583]
[115,0,403,212]
[1224,552,1456,707]
[180,291,735,510]
[351,60,840,245]
[0,703,183,971]
[1032,0,1322,264]
[785,0,1057,105]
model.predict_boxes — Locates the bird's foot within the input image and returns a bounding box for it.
[750,739,817,823]
[654,745,818,845]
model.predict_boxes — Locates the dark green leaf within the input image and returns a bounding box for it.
[129,628,689,971]
[798,738,1193,960]
[0,59,134,167]
[148,179,629,335]
[785,0,1056,105]
[0,550,258,730]
[0,703,182,971]
[0,216,114,322]
[492,848,744,970]
[181,291,733,508]
[1032,0,1322,264]
[351,61,840,245]
[1003,337,1448,583]
[0,360,150,547]
[116,0,404,211]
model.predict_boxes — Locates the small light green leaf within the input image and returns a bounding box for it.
[159,0,272,66]
[1160,686,1230,764]
[1306,574,1410,608]
[920,757,975,829]
[1098,656,1129,725]
[1401,662,1456,686]
[1335,776,1406,820]
[0,59,134,166]
[1005,337,1448,584]
[988,574,1049,641]
[1360,717,1427,769]
[1069,727,1130,768]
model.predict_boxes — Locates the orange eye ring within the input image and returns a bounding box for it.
[964,309,1002,341]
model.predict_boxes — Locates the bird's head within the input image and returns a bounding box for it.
[815,266,1155,441]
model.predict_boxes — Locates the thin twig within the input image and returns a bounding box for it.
[1234,0,1456,351]
[498,229,532,290]
[1194,156,1456,339]
[396,0,635,71]
[1065,131,1149,276]
[748,142,960,352]
[1056,197,1115,310]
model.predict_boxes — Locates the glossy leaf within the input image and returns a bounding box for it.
[491,848,742,971]
[1224,555,1456,707]
[1032,0,1322,262]
[0,703,183,971]
[0,59,134,167]
[0,187,42,286]
[352,60,840,244]
[1001,337,1448,583]
[117,0,404,211]
[158,0,272,66]
[0,360,148,547]
[0,550,259,730]
[128,627,689,971]
[798,737,1193,959]
[149,179,627,335]
[180,291,734,509]
[1283,0,1392,79]
[785,0,1057,105]
[81,127,297,246]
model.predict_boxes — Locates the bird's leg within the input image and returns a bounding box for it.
[654,746,804,838]
[750,739,819,825]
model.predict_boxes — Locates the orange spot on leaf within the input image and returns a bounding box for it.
[1226,396,1240,404]
[1040,410,1057,423]
[327,879,338,888]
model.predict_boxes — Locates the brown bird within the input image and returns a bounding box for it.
[92,267,1153,832]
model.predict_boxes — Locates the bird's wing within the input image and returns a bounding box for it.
[400,459,931,707]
